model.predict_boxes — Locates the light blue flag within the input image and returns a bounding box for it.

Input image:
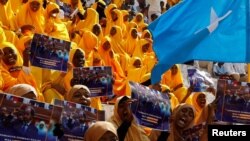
[149,0,249,84]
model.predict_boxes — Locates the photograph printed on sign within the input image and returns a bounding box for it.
[0,93,62,141]
[216,79,250,124]
[30,33,70,72]
[53,99,105,141]
[129,82,171,131]
[72,66,113,97]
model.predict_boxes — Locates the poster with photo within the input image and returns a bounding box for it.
[215,79,250,124]
[0,93,63,141]
[187,68,214,92]
[129,81,171,131]
[30,33,71,72]
[182,122,206,141]
[72,66,113,97]
[53,99,105,141]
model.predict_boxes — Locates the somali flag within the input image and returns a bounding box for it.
[149,0,249,84]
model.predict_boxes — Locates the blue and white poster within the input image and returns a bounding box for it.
[215,79,250,124]
[129,81,171,131]
[30,33,70,72]
[187,68,214,92]
[0,93,63,141]
[53,99,105,141]
[182,122,206,141]
[72,66,113,97]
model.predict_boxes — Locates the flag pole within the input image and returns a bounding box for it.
[247,0,250,82]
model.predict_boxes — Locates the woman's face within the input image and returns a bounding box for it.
[103,41,111,51]
[136,14,143,22]
[142,43,149,53]
[144,32,151,39]
[175,107,194,129]
[99,131,118,141]
[133,59,141,68]
[111,11,118,21]
[110,27,117,36]
[2,47,17,66]
[131,29,138,39]
[29,1,40,12]
[171,65,178,75]
[0,0,8,5]
[123,14,129,22]
[71,88,91,106]
[92,24,101,36]
[72,49,85,67]
[117,100,133,122]
[196,93,206,108]
[49,8,59,18]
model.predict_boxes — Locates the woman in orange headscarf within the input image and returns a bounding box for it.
[76,8,99,31]
[91,23,104,46]
[78,30,98,61]
[15,0,45,34]
[123,21,138,40]
[0,0,16,30]
[106,9,126,34]
[132,13,145,32]
[161,64,188,103]
[127,57,150,83]
[45,2,70,41]
[0,42,44,101]
[109,26,130,74]
[123,28,138,56]
[98,36,130,96]
[133,39,156,73]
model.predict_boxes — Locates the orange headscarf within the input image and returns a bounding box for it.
[0,0,15,30]
[78,30,98,57]
[45,2,70,41]
[98,36,130,96]
[124,28,138,56]
[76,8,99,31]
[15,0,45,33]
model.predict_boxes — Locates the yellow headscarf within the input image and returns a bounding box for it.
[161,64,188,102]
[104,3,117,20]
[44,2,70,41]
[124,21,138,39]
[0,0,15,30]
[167,103,195,141]
[141,29,152,39]
[76,8,99,31]
[132,13,144,28]
[185,92,209,125]
[15,0,45,33]
[109,96,150,141]
[124,28,138,56]
[84,121,118,141]
[78,30,98,59]
[98,36,130,96]
[132,39,149,58]
[17,35,33,56]
[10,0,24,14]
[109,26,126,54]
[0,26,6,43]
[127,57,150,83]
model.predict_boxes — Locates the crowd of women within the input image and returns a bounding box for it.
[0,0,226,141]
